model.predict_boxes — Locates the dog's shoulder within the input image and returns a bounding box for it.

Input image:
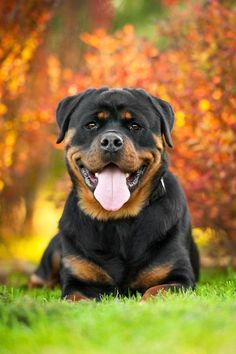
[59,189,82,235]
[151,171,188,210]
[164,171,187,203]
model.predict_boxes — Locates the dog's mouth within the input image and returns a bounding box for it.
[79,163,147,191]
[77,161,147,211]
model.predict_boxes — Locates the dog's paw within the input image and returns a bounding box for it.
[140,283,181,301]
[64,291,90,302]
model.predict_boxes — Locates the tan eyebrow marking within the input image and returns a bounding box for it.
[97,111,108,120]
[121,111,132,120]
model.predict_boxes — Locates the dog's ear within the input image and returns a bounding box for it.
[149,95,175,148]
[130,89,175,148]
[56,89,95,144]
[56,95,80,143]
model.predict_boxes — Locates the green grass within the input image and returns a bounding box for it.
[0,270,235,354]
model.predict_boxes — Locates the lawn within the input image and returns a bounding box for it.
[0,269,235,354]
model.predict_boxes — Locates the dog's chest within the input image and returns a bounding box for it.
[87,222,150,285]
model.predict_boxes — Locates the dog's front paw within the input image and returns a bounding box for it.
[64,291,90,302]
[140,283,182,301]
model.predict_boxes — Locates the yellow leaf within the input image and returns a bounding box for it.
[0,180,4,191]
[199,99,211,112]
[0,103,7,115]
[175,111,185,127]
[5,131,16,146]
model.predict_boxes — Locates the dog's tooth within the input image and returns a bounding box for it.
[95,173,98,177]
[125,173,130,178]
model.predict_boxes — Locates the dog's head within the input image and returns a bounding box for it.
[56,87,175,220]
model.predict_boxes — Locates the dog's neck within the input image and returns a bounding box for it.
[147,154,168,205]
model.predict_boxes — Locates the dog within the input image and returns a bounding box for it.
[29,87,199,301]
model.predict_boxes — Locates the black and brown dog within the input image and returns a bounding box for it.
[29,87,199,301]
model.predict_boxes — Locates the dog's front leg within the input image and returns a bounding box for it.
[64,291,90,302]
[140,283,189,301]
[61,273,93,302]
[61,263,115,302]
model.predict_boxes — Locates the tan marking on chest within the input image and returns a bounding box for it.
[130,264,172,290]
[63,256,114,284]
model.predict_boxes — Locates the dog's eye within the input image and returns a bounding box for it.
[85,122,98,130]
[129,122,142,131]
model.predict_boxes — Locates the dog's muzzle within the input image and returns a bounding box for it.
[78,131,147,211]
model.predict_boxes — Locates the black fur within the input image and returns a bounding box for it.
[32,88,199,300]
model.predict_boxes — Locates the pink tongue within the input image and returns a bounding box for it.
[94,165,130,211]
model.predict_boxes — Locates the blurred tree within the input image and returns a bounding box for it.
[0,0,58,237]
[111,0,165,38]
[0,0,114,240]
[156,0,236,244]
[1,0,235,259]
[46,0,114,70]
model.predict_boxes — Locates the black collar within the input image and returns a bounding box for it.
[149,175,166,203]
[142,175,166,209]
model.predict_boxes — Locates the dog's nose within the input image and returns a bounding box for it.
[100,132,123,152]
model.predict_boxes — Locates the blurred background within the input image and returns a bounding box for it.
[0,0,235,281]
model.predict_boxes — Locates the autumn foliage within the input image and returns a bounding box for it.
[76,1,236,242]
[0,1,55,184]
[0,1,58,236]
[0,1,235,245]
